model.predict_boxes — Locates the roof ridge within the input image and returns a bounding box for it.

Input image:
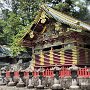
[41,4,90,31]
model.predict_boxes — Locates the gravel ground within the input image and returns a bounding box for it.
[0,86,51,90]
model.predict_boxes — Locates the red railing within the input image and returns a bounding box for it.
[6,67,90,78]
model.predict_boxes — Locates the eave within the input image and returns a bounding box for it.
[20,4,90,48]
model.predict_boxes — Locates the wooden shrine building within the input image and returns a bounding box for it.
[20,4,90,68]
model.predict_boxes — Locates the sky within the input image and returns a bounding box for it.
[0,0,12,11]
[0,0,12,18]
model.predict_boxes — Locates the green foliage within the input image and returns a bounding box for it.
[53,0,89,20]
[0,19,7,44]
[10,25,30,55]
[54,2,70,12]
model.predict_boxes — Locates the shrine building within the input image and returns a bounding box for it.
[20,4,90,68]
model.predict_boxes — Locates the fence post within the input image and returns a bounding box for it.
[84,66,87,78]
[6,71,10,78]
[82,68,85,78]
[88,68,90,78]
[14,71,19,78]
[62,66,65,78]
[45,68,49,76]
[33,71,37,77]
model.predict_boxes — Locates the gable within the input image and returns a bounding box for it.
[21,4,90,47]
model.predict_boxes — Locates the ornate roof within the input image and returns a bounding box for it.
[20,4,90,47]
[41,4,90,30]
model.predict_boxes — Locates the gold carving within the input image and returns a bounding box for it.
[30,31,34,38]
[55,23,60,31]
[41,18,46,24]
[40,11,47,24]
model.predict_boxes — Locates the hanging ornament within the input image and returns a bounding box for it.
[40,11,47,24]
[30,31,34,38]
[40,11,46,19]
[41,18,46,24]
[55,23,60,31]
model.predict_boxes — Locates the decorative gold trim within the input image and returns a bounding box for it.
[19,11,43,44]
[40,51,44,65]
[41,26,46,34]
[49,48,54,64]
[60,50,65,65]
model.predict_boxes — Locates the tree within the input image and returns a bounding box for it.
[53,0,89,21]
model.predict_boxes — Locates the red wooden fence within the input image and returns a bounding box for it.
[6,67,90,78]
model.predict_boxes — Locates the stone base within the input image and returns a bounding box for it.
[36,85,44,89]
[0,83,6,86]
[69,85,81,90]
[80,84,88,90]
[69,89,81,90]
[70,85,79,89]
[8,81,16,86]
[16,83,25,87]
[27,85,34,89]
[51,84,63,90]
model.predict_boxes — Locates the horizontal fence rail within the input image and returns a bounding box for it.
[6,67,90,78]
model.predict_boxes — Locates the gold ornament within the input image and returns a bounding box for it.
[40,11,46,19]
[55,23,60,31]
[41,18,46,24]
[30,31,34,38]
